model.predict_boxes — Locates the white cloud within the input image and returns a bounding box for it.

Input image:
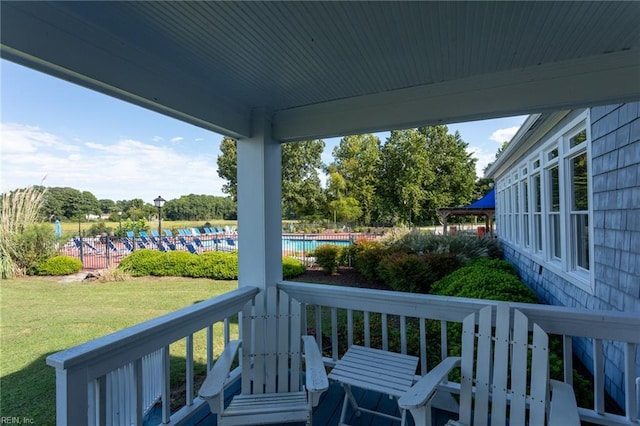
[152,136,164,143]
[0,122,79,154]
[170,136,184,143]
[1,123,227,201]
[489,126,519,143]
[468,146,497,178]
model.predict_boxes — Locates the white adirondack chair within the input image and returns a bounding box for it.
[399,303,580,426]
[198,287,329,426]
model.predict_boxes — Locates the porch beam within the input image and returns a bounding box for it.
[237,109,282,289]
[273,49,640,142]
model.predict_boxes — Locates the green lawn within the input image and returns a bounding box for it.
[0,277,238,424]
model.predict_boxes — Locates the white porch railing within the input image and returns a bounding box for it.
[48,282,638,425]
[279,281,640,426]
[46,286,259,426]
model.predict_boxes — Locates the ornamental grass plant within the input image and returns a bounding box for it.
[0,186,49,279]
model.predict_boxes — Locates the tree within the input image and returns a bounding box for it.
[417,126,476,219]
[217,137,237,199]
[328,134,380,224]
[474,178,494,200]
[328,197,362,223]
[378,126,477,225]
[217,137,326,219]
[99,199,116,214]
[163,194,236,220]
[483,140,509,174]
[378,129,432,225]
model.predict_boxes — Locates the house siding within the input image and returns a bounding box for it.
[501,102,640,409]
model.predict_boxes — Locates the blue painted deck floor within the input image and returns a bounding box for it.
[146,379,455,426]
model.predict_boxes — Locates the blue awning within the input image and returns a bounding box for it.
[466,189,495,209]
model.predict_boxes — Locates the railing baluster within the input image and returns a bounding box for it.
[347,310,353,349]
[563,335,573,384]
[224,317,230,345]
[186,334,194,406]
[206,325,214,371]
[440,320,448,360]
[420,318,427,375]
[400,315,407,354]
[134,358,143,425]
[594,338,604,414]
[315,305,322,349]
[382,313,388,351]
[97,375,106,425]
[331,307,338,361]
[118,367,126,424]
[624,343,637,422]
[364,311,370,347]
[162,345,171,424]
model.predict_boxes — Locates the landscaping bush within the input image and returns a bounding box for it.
[196,252,238,279]
[353,241,386,281]
[377,252,461,293]
[119,250,301,280]
[118,249,165,276]
[15,224,57,275]
[431,262,537,303]
[37,255,83,275]
[386,230,502,262]
[314,244,342,275]
[283,256,306,279]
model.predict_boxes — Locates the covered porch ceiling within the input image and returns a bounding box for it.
[1,1,639,142]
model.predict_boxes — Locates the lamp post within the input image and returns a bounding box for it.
[118,211,122,236]
[154,196,166,237]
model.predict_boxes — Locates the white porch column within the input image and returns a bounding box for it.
[237,109,282,289]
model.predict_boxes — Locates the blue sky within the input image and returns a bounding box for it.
[1,59,526,204]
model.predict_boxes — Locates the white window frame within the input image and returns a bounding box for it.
[495,111,594,294]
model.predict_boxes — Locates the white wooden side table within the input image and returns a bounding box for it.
[328,345,419,426]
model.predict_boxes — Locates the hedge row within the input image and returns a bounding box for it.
[117,249,306,280]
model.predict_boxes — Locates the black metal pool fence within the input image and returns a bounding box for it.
[60,232,381,270]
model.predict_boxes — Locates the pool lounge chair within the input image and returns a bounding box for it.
[164,229,173,237]
[121,238,135,252]
[185,243,199,255]
[162,237,177,251]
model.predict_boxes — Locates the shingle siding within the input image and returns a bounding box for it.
[501,102,640,410]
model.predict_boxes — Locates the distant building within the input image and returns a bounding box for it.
[485,102,640,408]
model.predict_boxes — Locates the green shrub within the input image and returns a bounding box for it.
[87,222,113,237]
[118,251,305,280]
[37,255,83,275]
[15,224,57,275]
[314,244,342,275]
[377,252,461,293]
[118,249,165,276]
[431,263,537,303]
[353,241,386,281]
[196,252,238,279]
[386,230,502,262]
[283,256,306,279]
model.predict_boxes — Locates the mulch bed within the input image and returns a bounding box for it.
[291,266,392,291]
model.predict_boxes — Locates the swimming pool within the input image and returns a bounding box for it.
[281,237,351,252]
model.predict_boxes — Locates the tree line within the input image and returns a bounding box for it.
[217,125,486,226]
[26,186,236,222]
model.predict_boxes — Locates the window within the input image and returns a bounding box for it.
[532,174,542,252]
[548,164,561,260]
[521,176,530,248]
[494,111,592,292]
[567,130,589,271]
